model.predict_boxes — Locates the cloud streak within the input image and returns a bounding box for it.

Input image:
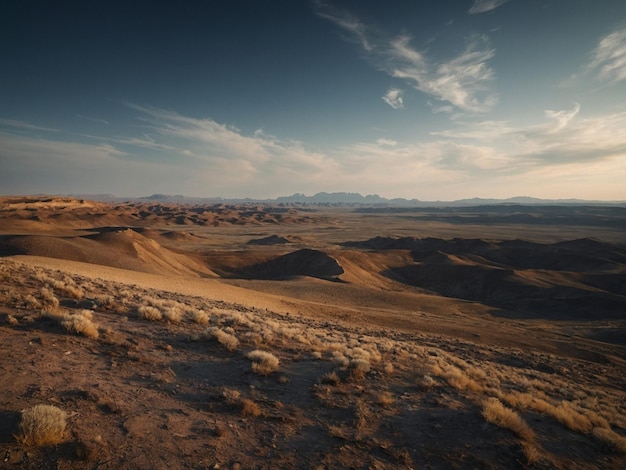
[588,29,626,85]
[468,0,511,15]
[315,6,497,112]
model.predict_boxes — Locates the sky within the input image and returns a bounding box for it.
[1,0,626,201]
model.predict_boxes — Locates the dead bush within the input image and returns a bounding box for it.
[16,405,67,446]
[247,350,280,375]
[482,398,535,441]
[61,310,99,339]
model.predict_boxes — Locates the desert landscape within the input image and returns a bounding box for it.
[1,195,625,469]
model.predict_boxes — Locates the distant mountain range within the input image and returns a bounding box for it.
[66,192,626,207]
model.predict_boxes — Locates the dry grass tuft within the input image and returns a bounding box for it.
[246,350,280,375]
[204,327,239,351]
[521,441,542,464]
[240,398,262,417]
[482,398,535,441]
[593,427,626,453]
[61,310,99,339]
[222,388,261,417]
[137,305,162,321]
[377,391,395,407]
[222,388,241,406]
[321,371,341,386]
[16,405,67,447]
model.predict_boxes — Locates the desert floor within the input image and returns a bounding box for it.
[1,196,625,469]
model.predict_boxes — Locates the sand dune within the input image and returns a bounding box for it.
[0,229,214,277]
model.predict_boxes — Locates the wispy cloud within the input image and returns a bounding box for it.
[315,6,497,113]
[468,0,511,15]
[390,34,496,112]
[76,114,110,125]
[2,103,625,200]
[313,1,372,51]
[382,88,404,109]
[544,102,580,132]
[431,103,626,167]
[0,119,59,133]
[588,29,626,85]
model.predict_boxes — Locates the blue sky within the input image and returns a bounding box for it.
[1,0,626,200]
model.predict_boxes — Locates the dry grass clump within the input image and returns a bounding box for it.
[593,427,626,453]
[442,366,482,392]
[162,306,183,323]
[39,288,59,309]
[137,305,162,321]
[187,308,209,325]
[417,375,436,391]
[240,398,262,417]
[482,398,535,442]
[51,280,84,300]
[548,402,593,433]
[61,309,99,339]
[222,388,241,406]
[377,391,395,407]
[348,359,370,381]
[320,371,341,386]
[331,352,350,368]
[246,350,280,375]
[23,294,42,309]
[222,388,261,417]
[204,327,239,351]
[94,294,115,308]
[16,405,67,447]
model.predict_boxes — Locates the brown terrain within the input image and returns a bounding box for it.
[1,195,625,469]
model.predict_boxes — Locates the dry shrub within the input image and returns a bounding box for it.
[240,398,261,417]
[417,375,436,391]
[16,405,67,446]
[205,327,239,351]
[163,306,182,322]
[377,391,395,407]
[222,388,260,417]
[94,294,115,308]
[443,366,482,392]
[222,388,241,406]
[482,398,535,441]
[61,310,99,339]
[549,402,593,433]
[188,308,209,325]
[24,294,42,309]
[138,305,162,321]
[593,427,626,453]
[55,283,84,300]
[331,352,349,368]
[321,371,341,386]
[40,288,59,309]
[349,359,370,381]
[247,350,280,375]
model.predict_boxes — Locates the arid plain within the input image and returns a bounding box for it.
[1,196,625,469]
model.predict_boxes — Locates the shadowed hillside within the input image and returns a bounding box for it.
[342,237,626,320]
